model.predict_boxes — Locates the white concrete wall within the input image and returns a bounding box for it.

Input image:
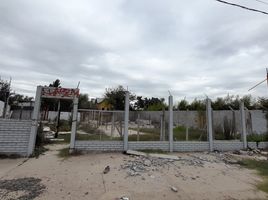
[0,119,32,156]
[129,110,267,134]
[75,141,123,151]
[250,110,267,134]
[74,140,268,152]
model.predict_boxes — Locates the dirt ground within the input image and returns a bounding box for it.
[0,144,267,200]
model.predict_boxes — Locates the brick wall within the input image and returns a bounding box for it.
[173,141,209,152]
[75,140,124,151]
[128,141,169,151]
[0,119,31,156]
[74,140,268,152]
[248,142,268,149]
[214,141,244,151]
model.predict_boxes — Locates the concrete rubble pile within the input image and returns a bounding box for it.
[232,148,268,161]
[120,148,268,179]
[121,155,175,177]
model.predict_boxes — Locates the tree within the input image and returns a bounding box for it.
[257,97,268,110]
[177,99,189,110]
[188,99,206,110]
[104,85,135,110]
[134,96,166,111]
[49,79,61,87]
[79,93,94,109]
[0,78,12,118]
[0,79,10,102]
[135,96,145,110]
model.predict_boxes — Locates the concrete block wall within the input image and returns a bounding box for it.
[214,141,244,151]
[74,140,268,152]
[75,141,124,151]
[173,141,209,152]
[248,142,268,149]
[0,119,32,156]
[128,141,169,151]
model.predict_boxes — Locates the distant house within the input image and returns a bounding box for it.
[10,101,34,119]
[95,98,112,110]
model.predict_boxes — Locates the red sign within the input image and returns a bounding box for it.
[41,87,79,99]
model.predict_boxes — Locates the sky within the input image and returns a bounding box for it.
[1,0,268,102]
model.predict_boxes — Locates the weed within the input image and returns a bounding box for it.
[238,159,268,194]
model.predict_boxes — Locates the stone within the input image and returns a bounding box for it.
[144,159,151,167]
[120,196,129,200]
[103,166,110,174]
[171,186,178,192]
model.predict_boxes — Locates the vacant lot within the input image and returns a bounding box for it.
[0,144,267,200]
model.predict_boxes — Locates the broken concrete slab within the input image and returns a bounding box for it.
[148,153,180,160]
[126,150,147,157]
[126,150,180,161]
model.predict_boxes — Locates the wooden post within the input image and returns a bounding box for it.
[162,108,166,141]
[160,113,163,141]
[55,100,61,138]
[111,112,115,139]
[186,109,189,141]
[137,113,140,141]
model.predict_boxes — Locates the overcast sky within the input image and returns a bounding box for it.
[1,0,268,101]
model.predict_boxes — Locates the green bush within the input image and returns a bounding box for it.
[247,133,268,142]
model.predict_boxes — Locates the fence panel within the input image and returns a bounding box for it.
[77,110,124,141]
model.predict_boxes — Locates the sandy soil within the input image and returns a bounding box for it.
[0,144,267,200]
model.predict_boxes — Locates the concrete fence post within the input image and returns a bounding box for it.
[240,101,247,149]
[70,97,78,152]
[206,98,213,152]
[123,91,129,152]
[169,95,173,152]
[111,112,115,139]
[186,109,189,141]
[27,86,42,156]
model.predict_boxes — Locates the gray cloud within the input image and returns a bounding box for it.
[1,0,268,102]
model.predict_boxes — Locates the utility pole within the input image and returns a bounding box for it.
[248,68,268,91]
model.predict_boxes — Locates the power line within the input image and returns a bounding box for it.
[253,0,268,6]
[215,0,268,15]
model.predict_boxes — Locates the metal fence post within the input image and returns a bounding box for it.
[169,95,173,152]
[240,101,247,149]
[206,98,213,152]
[123,92,129,152]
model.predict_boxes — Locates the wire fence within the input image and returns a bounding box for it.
[212,110,241,140]
[77,110,124,141]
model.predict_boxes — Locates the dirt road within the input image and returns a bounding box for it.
[0,144,267,200]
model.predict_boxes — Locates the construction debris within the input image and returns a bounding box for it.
[232,148,268,161]
[148,153,180,160]
[126,150,147,157]
[121,149,268,179]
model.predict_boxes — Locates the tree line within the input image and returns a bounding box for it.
[1,78,268,111]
